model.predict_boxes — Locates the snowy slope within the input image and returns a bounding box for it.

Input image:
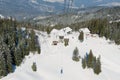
[1,27,120,80]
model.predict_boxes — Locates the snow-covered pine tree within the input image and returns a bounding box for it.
[72,47,80,62]
[14,48,22,66]
[78,31,84,42]
[82,57,86,69]
[93,56,101,75]
[30,29,36,52]
[4,46,13,73]
[88,49,94,68]
[0,54,7,77]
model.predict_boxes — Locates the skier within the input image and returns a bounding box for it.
[60,69,63,74]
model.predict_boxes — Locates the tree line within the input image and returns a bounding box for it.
[82,50,101,75]
[72,47,101,75]
[69,18,120,45]
[0,18,40,78]
[87,18,120,45]
[36,18,120,45]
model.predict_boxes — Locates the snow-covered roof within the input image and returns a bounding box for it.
[58,31,64,36]
[64,36,69,39]
[51,29,59,34]
[21,27,26,31]
[0,14,4,19]
[50,24,55,27]
[109,19,120,23]
[79,28,90,33]
[64,27,72,32]
[62,27,72,32]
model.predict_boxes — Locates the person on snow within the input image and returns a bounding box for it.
[61,69,63,74]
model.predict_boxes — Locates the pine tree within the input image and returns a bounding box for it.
[30,29,36,51]
[46,27,51,34]
[0,41,9,76]
[93,56,101,75]
[24,38,30,56]
[19,43,26,58]
[78,31,84,42]
[88,49,93,68]
[72,47,80,62]
[37,47,41,54]
[32,62,37,72]
[5,49,13,73]
[14,48,22,66]
[0,54,7,77]
[82,57,86,69]
[0,18,43,76]
[92,56,97,69]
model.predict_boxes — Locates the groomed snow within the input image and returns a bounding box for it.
[1,28,120,80]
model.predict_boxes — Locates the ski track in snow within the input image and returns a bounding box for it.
[1,27,120,80]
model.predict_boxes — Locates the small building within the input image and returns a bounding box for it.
[59,36,64,43]
[59,36,64,39]
[79,28,90,39]
[51,29,59,35]
[91,34,97,37]
[79,28,90,34]
[64,38,69,42]
[64,38,69,46]
[52,41,58,45]
[64,27,72,34]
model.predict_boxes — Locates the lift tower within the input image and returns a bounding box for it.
[64,0,74,13]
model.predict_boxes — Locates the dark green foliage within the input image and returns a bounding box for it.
[37,47,41,54]
[72,47,80,62]
[29,29,36,51]
[0,54,7,76]
[115,39,120,45]
[68,18,120,45]
[14,48,22,66]
[78,31,84,42]
[0,18,40,77]
[32,62,37,72]
[82,57,86,69]
[64,39,69,46]
[0,41,13,76]
[25,47,30,56]
[29,30,41,53]
[93,56,101,75]
[88,18,120,45]
[5,50,13,73]
[87,50,93,68]
[46,27,51,34]
[81,50,102,75]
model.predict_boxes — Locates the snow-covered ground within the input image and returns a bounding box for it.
[1,27,120,80]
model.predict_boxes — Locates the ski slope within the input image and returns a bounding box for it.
[2,27,120,80]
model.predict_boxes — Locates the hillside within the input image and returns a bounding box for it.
[2,27,120,80]
[33,6,120,26]
[0,0,120,20]
[0,0,63,20]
